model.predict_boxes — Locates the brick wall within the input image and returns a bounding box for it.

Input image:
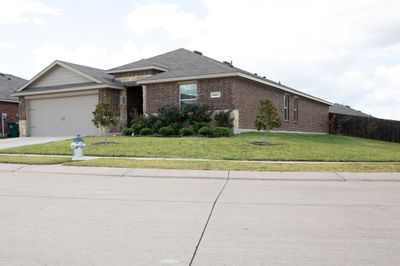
[0,101,19,135]
[144,77,329,133]
[145,78,235,114]
[232,77,329,133]
[145,82,179,114]
[198,78,234,110]
[98,88,120,116]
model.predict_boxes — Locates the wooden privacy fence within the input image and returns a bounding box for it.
[329,113,400,143]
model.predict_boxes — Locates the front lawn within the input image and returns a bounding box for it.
[1,132,400,162]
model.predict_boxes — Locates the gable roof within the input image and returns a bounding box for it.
[329,103,372,117]
[15,60,123,95]
[59,61,123,87]
[109,48,332,105]
[0,73,27,102]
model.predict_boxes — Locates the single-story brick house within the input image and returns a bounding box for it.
[0,73,27,136]
[14,48,331,136]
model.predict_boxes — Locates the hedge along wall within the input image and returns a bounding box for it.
[329,113,400,143]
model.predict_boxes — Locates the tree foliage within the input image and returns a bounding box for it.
[254,98,281,141]
[92,101,117,144]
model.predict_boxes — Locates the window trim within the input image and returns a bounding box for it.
[293,96,299,123]
[283,94,289,122]
[179,82,198,109]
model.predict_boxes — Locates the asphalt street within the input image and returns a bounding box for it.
[1,167,399,265]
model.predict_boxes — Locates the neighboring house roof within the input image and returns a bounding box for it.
[0,73,27,102]
[14,60,123,96]
[109,48,331,105]
[329,103,372,117]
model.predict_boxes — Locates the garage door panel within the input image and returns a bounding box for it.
[29,94,99,136]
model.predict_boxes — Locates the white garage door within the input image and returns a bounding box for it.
[29,94,99,136]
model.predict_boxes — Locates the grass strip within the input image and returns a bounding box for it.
[0,155,71,165]
[66,158,400,172]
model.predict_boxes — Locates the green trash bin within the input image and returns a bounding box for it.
[8,123,19,138]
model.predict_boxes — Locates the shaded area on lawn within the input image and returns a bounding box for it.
[1,132,400,162]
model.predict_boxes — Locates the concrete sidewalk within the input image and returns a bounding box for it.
[0,163,399,181]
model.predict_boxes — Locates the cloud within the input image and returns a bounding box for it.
[337,64,400,120]
[124,0,400,119]
[126,3,204,40]
[0,0,61,25]
[0,41,13,48]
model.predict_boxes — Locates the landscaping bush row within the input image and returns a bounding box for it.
[122,105,234,137]
[123,125,230,137]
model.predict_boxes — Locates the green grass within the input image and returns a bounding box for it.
[1,132,400,162]
[0,155,71,165]
[67,158,400,172]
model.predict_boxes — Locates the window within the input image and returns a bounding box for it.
[293,97,299,123]
[284,95,289,122]
[179,83,197,109]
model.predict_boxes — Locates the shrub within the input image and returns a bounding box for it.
[122,128,134,136]
[144,114,159,128]
[214,110,234,128]
[182,104,212,124]
[158,106,182,125]
[198,126,211,136]
[211,127,230,137]
[132,120,146,134]
[169,122,183,134]
[130,110,146,134]
[158,126,175,136]
[139,127,154,135]
[179,127,194,136]
[149,118,163,132]
[193,121,210,133]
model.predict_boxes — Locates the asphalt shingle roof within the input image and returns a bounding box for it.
[109,48,329,104]
[108,48,236,76]
[329,103,372,117]
[59,61,123,87]
[0,73,27,101]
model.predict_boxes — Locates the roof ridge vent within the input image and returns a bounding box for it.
[193,50,203,55]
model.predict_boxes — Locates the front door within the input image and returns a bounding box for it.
[126,86,143,125]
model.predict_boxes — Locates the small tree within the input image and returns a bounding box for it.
[254,98,281,143]
[92,101,117,144]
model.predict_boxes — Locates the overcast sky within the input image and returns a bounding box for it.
[0,0,399,119]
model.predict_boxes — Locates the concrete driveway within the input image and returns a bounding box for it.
[0,136,71,149]
[0,167,399,265]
